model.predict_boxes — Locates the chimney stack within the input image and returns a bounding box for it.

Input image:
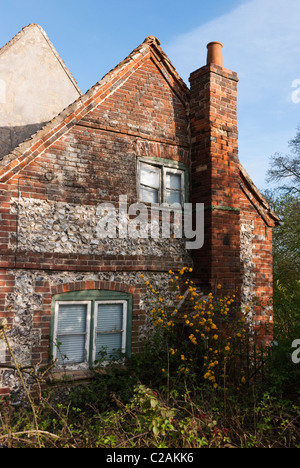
[189,42,241,294]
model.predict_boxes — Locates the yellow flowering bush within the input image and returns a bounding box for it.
[141,267,249,390]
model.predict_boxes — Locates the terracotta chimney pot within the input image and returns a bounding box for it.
[206,41,223,67]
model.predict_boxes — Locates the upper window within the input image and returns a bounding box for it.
[51,291,131,368]
[139,161,185,206]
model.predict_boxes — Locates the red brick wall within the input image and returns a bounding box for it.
[0,386,10,399]
[0,48,191,389]
[0,50,190,261]
[0,41,277,394]
[189,63,241,294]
[240,185,274,344]
[189,61,275,345]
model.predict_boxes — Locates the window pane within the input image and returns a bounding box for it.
[95,333,122,360]
[165,172,182,190]
[96,303,124,360]
[166,189,182,205]
[97,303,123,332]
[56,304,88,365]
[56,335,86,365]
[140,185,159,203]
[57,304,87,334]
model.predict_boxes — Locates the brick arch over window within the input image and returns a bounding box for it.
[49,279,145,359]
[49,279,143,326]
[51,279,137,297]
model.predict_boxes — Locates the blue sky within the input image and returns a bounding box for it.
[0,0,299,191]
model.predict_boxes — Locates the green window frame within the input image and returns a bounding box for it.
[138,158,189,206]
[50,290,132,368]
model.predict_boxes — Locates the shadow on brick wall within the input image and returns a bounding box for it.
[0,123,47,160]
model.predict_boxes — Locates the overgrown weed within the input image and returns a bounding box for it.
[0,268,299,448]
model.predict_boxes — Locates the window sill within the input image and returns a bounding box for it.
[48,368,96,384]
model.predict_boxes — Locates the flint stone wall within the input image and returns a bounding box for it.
[1,269,177,397]
[10,197,190,260]
[240,221,255,318]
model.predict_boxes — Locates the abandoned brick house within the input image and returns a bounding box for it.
[0,24,279,396]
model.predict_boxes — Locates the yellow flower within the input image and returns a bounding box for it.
[140,274,144,279]
[158,297,163,302]
[217,284,222,289]
[190,337,197,344]
[213,334,218,340]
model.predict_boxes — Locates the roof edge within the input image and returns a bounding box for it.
[143,35,190,98]
[239,163,281,225]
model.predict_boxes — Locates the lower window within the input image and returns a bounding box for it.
[51,292,131,368]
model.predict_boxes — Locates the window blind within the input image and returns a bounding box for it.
[56,303,88,365]
[95,303,124,360]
